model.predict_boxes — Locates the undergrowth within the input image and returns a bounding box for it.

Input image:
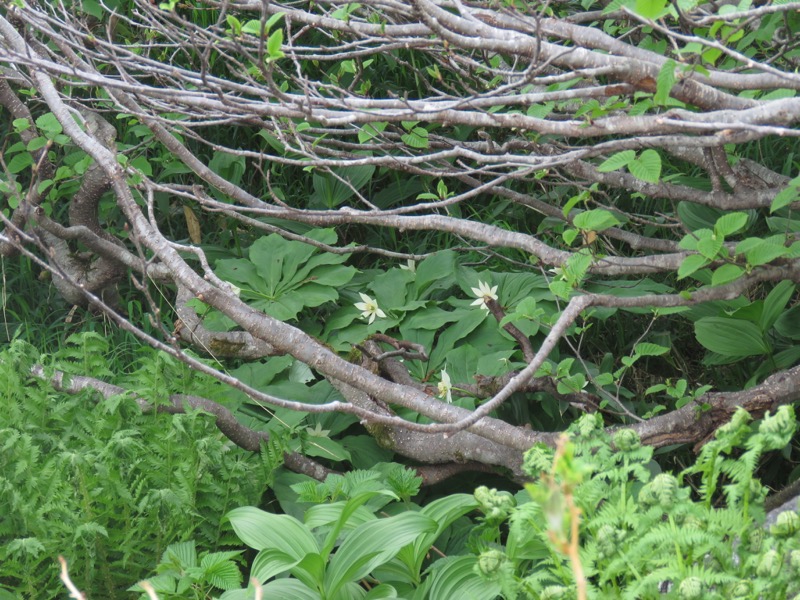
[0,337,269,599]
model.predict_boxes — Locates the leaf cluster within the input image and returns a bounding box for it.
[0,337,269,599]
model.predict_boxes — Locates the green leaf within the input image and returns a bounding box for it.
[13,117,31,132]
[677,254,710,280]
[696,236,723,260]
[250,548,306,584]
[245,579,321,600]
[241,19,265,35]
[714,212,749,237]
[311,165,375,208]
[628,150,662,183]
[401,127,429,149]
[301,435,350,462]
[416,250,456,296]
[201,554,243,591]
[26,136,48,152]
[761,281,795,331]
[35,112,63,136]
[744,241,788,266]
[770,178,800,213]
[225,507,319,556]
[633,342,670,356]
[267,29,284,60]
[363,584,399,599]
[694,317,770,357]
[679,228,713,251]
[654,59,676,105]
[774,303,800,339]
[7,152,33,174]
[711,264,744,286]
[163,540,198,568]
[226,15,242,36]
[596,150,635,173]
[424,556,501,600]
[324,512,436,597]
[358,122,388,143]
[635,0,667,18]
[398,494,479,578]
[572,209,621,232]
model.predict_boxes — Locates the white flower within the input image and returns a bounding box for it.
[470,280,498,311]
[438,369,452,403]
[354,293,386,324]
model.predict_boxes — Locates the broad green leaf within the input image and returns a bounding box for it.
[679,228,714,251]
[415,250,456,296]
[202,556,243,591]
[305,502,376,532]
[696,236,723,260]
[226,15,242,35]
[241,19,265,35]
[573,209,621,232]
[312,165,375,209]
[711,264,744,286]
[218,232,354,320]
[401,127,429,149]
[694,317,770,357]
[35,112,63,136]
[363,584,398,599]
[476,350,524,377]
[654,59,676,105]
[395,494,479,579]
[26,136,48,152]
[774,304,800,339]
[12,117,31,132]
[744,241,788,266]
[761,281,796,331]
[678,254,709,280]
[633,342,670,356]
[358,122,388,144]
[7,153,33,174]
[162,540,197,568]
[225,507,319,556]
[402,306,462,331]
[324,512,436,597]
[370,268,415,308]
[770,179,800,213]
[250,549,319,588]
[223,579,321,600]
[714,212,748,237]
[300,434,350,462]
[320,492,387,558]
[635,0,667,18]
[678,202,724,231]
[628,149,662,183]
[267,29,284,59]
[596,150,635,173]
[423,556,501,600]
[427,309,487,372]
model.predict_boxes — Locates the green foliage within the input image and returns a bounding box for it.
[129,541,244,599]
[0,338,268,599]
[212,229,356,322]
[217,470,481,599]
[470,408,800,599]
